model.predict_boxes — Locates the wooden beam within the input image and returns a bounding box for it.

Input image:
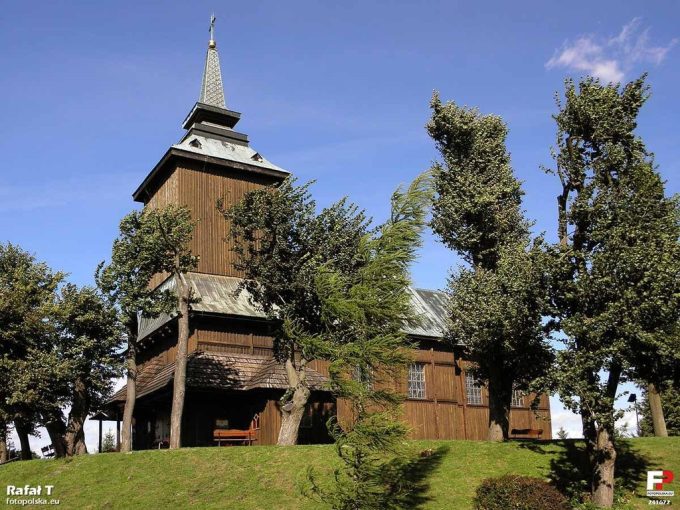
[116,416,121,451]
[430,348,440,440]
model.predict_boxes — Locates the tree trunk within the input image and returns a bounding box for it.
[44,412,67,458]
[64,377,89,455]
[592,426,616,508]
[277,358,311,446]
[121,328,137,453]
[581,407,597,462]
[487,368,511,441]
[591,364,622,508]
[581,370,598,462]
[169,274,191,449]
[0,421,8,463]
[647,383,668,437]
[14,420,32,460]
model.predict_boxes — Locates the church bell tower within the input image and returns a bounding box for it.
[132,16,289,279]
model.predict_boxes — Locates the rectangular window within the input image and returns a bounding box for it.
[354,365,373,391]
[465,372,482,405]
[511,389,524,407]
[408,363,426,399]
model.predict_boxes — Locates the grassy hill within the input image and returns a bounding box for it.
[1,438,678,509]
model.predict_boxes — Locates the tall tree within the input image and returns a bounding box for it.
[54,284,124,455]
[96,208,184,452]
[427,94,553,441]
[545,76,680,508]
[4,345,70,458]
[308,174,432,510]
[0,243,64,460]
[646,383,668,437]
[223,178,369,445]
[640,382,680,437]
[637,334,680,436]
[143,205,197,449]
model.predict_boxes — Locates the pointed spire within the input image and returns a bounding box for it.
[199,14,226,109]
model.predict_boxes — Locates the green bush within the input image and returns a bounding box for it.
[474,475,570,510]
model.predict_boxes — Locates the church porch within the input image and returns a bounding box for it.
[105,351,334,448]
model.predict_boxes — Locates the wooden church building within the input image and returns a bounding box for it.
[106,27,551,448]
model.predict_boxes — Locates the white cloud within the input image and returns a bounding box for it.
[546,18,677,82]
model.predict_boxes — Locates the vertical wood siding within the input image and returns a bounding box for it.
[177,162,279,277]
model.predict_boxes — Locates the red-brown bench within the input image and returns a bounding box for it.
[510,428,543,439]
[213,414,260,446]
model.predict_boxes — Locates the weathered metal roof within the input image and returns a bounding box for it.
[137,273,268,341]
[138,273,449,342]
[403,287,450,339]
[173,134,288,174]
[109,351,329,402]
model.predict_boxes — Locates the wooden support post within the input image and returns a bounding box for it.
[98,420,103,453]
[430,348,440,440]
[459,357,468,440]
[116,416,121,451]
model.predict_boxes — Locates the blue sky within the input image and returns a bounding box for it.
[1,1,678,448]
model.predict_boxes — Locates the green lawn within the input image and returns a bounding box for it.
[1,438,678,509]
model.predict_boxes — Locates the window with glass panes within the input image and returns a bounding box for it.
[407,363,426,399]
[354,365,373,390]
[465,372,482,405]
[511,388,524,407]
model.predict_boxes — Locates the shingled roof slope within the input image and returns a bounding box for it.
[109,351,328,402]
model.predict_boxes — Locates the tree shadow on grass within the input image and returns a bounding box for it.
[517,439,652,502]
[302,445,449,510]
[382,445,450,509]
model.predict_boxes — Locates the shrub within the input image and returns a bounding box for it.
[474,475,570,510]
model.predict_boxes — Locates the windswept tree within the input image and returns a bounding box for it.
[96,205,196,451]
[307,174,432,510]
[545,75,680,508]
[427,94,553,441]
[0,243,64,460]
[223,178,370,445]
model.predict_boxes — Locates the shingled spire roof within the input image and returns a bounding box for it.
[131,15,290,203]
[199,15,226,108]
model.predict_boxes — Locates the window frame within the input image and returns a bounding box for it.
[511,388,524,408]
[407,363,426,400]
[465,372,483,405]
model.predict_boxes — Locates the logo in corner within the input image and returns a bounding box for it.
[647,470,675,497]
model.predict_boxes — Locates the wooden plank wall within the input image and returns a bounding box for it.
[139,322,552,441]
[178,161,279,278]
[143,159,280,285]
[190,317,275,357]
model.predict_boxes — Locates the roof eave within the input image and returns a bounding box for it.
[132,147,290,203]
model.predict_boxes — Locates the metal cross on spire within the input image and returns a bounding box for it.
[200,13,226,108]
[209,14,216,45]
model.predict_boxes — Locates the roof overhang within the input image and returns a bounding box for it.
[182,102,241,130]
[132,147,289,203]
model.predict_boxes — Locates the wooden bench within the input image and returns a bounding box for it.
[213,414,260,446]
[41,445,55,458]
[510,428,543,439]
